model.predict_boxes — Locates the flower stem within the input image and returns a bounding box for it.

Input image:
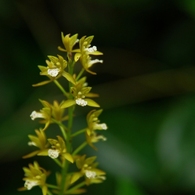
[76,68,85,80]
[46,184,59,189]
[59,123,68,141]
[71,128,86,138]
[59,56,76,195]
[47,189,54,195]
[59,157,69,195]
[59,102,74,195]
[54,80,69,97]
[53,158,62,167]
[72,141,87,155]
[66,181,86,194]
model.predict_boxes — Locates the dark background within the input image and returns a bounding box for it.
[1,0,195,194]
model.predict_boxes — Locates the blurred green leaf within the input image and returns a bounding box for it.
[116,177,146,195]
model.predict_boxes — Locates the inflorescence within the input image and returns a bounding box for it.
[19,33,107,195]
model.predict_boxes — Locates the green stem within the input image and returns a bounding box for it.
[71,128,86,138]
[59,122,71,195]
[59,123,68,141]
[54,80,69,97]
[53,158,62,167]
[59,106,74,195]
[59,56,76,195]
[67,58,75,76]
[47,189,53,195]
[66,181,86,194]
[72,141,87,155]
[46,184,59,190]
[59,160,69,195]
[76,68,85,80]
[68,105,75,132]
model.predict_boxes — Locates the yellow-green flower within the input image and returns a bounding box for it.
[33,55,75,87]
[86,131,107,150]
[20,161,49,195]
[79,53,103,75]
[61,77,100,108]
[30,100,68,130]
[78,35,102,56]
[71,155,106,185]
[74,35,103,75]
[23,129,49,158]
[86,109,108,135]
[48,136,74,163]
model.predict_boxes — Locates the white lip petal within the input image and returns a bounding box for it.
[76,98,88,107]
[47,68,60,77]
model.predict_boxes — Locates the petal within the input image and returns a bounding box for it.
[85,99,100,107]
[74,53,81,62]
[42,185,48,195]
[64,153,74,163]
[32,80,52,87]
[22,151,39,159]
[61,100,76,108]
[37,149,49,156]
[70,172,83,184]
[57,46,66,52]
[89,51,103,55]
[85,156,97,165]
[62,72,75,85]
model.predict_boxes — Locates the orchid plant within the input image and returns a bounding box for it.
[19,33,108,195]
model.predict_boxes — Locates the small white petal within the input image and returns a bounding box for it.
[30,111,44,120]
[28,141,37,146]
[91,134,107,143]
[48,149,59,159]
[97,135,107,141]
[85,46,97,53]
[94,123,108,130]
[85,170,96,179]
[24,180,38,190]
[75,98,88,107]
[88,59,103,68]
[47,68,60,77]
[97,175,106,180]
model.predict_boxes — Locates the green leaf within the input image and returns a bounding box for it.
[116,177,145,195]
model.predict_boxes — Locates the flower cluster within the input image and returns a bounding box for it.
[20,33,107,195]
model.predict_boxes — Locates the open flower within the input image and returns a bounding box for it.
[19,161,49,195]
[48,136,74,163]
[33,55,75,87]
[61,77,100,108]
[85,109,107,149]
[79,53,103,75]
[86,131,107,150]
[30,100,68,130]
[23,129,49,158]
[71,155,106,185]
[74,35,103,75]
[86,109,108,136]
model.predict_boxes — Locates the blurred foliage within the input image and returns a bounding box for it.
[1,0,195,194]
